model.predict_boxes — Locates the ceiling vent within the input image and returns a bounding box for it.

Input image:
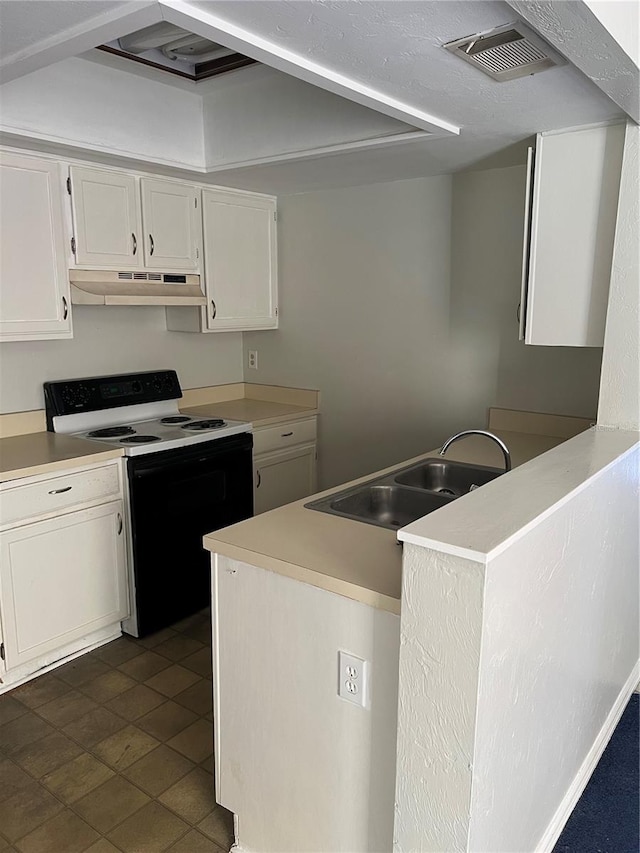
[444,22,564,82]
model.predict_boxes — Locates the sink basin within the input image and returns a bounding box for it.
[305,455,504,531]
[394,458,503,497]
[328,485,452,529]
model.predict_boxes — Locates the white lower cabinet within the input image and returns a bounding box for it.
[0,502,127,670]
[0,461,127,684]
[254,444,317,515]
[253,416,318,515]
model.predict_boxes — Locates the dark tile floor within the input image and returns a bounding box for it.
[0,609,234,853]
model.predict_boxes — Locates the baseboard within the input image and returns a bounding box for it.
[537,660,640,852]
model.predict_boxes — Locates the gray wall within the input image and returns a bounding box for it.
[0,307,243,413]
[245,171,602,489]
[448,164,602,421]
[245,176,455,489]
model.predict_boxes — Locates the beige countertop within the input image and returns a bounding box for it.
[0,432,124,483]
[181,399,318,427]
[204,430,565,614]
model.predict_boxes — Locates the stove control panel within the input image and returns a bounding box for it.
[44,370,182,427]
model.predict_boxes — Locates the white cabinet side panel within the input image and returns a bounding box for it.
[212,556,400,853]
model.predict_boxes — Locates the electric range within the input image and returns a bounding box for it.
[44,370,254,637]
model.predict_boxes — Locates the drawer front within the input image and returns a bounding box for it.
[0,464,121,527]
[253,418,317,456]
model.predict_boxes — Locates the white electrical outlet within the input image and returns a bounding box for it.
[338,651,368,707]
[248,350,258,369]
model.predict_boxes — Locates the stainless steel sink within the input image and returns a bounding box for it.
[394,458,503,498]
[327,485,452,529]
[305,456,505,530]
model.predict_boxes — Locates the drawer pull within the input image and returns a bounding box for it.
[48,486,72,495]
[117,513,123,535]
[281,432,294,437]
[256,471,261,488]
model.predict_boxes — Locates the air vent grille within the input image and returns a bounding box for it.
[118,272,133,280]
[148,274,162,281]
[444,22,563,82]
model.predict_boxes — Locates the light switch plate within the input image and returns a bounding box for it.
[338,651,368,708]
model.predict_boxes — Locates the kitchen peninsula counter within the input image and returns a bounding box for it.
[203,428,568,614]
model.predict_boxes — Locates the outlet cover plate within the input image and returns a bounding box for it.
[338,651,368,708]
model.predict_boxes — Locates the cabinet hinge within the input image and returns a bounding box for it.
[196,247,199,259]
[273,211,277,222]
[70,236,76,255]
[195,197,198,208]
[275,307,278,317]
[0,643,5,662]
[66,177,72,196]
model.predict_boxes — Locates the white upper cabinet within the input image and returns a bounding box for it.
[0,151,72,341]
[70,166,142,268]
[203,189,277,331]
[166,188,278,332]
[70,168,203,273]
[520,123,625,347]
[140,178,202,270]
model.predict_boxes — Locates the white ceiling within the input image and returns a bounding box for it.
[0,0,632,192]
[0,0,128,58]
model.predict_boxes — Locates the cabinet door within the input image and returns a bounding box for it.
[524,123,625,346]
[0,152,72,341]
[70,166,142,267]
[0,501,127,670]
[141,179,202,271]
[254,444,317,515]
[203,189,277,331]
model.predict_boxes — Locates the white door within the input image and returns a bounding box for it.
[141,179,202,271]
[70,166,142,267]
[254,444,317,515]
[0,501,128,670]
[0,152,72,341]
[202,189,277,331]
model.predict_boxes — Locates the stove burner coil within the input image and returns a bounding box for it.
[120,435,162,444]
[181,419,226,431]
[88,425,135,438]
[160,416,192,424]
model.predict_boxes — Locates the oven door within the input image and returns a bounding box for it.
[126,432,253,637]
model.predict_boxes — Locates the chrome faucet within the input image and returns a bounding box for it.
[439,430,512,472]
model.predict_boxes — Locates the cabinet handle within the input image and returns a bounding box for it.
[281,432,294,437]
[516,303,521,324]
[132,233,137,255]
[62,296,68,320]
[48,486,71,495]
[211,300,217,320]
[149,234,155,256]
[117,513,123,535]
[256,471,261,488]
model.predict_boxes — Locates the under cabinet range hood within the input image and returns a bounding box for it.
[69,270,206,306]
